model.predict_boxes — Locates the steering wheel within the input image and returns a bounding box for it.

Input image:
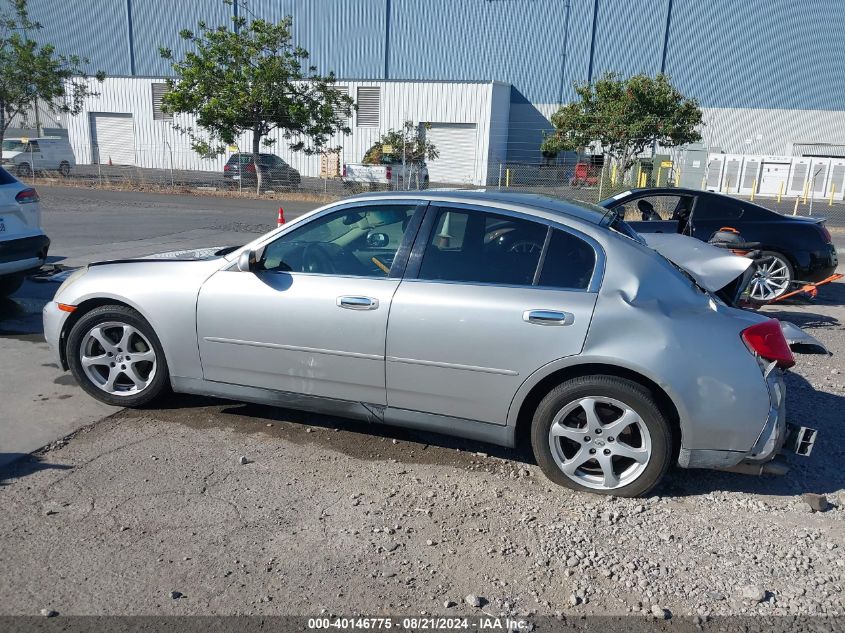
[300,242,337,274]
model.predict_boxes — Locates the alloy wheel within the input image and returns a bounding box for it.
[79,321,157,396]
[548,396,652,490]
[748,255,791,302]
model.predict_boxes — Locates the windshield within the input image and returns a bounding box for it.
[2,140,27,152]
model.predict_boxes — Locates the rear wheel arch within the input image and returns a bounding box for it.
[513,363,681,456]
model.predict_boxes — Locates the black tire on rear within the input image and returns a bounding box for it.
[749,251,794,304]
[530,375,673,497]
[66,305,170,407]
[0,273,25,298]
[59,161,71,177]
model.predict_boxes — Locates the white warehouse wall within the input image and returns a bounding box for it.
[65,77,504,185]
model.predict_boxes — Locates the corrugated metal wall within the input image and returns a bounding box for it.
[22,0,845,111]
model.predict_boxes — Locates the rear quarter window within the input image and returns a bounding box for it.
[538,229,596,290]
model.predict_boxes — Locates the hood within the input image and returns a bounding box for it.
[1,150,22,160]
[641,233,752,293]
[137,246,233,260]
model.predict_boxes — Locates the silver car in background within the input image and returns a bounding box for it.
[43,191,808,496]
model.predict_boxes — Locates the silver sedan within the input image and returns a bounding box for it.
[43,191,804,496]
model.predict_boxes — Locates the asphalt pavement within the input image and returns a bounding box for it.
[0,186,320,466]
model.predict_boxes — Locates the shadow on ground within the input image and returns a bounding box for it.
[0,453,73,484]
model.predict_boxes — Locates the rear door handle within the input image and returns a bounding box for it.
[523,309,574,326]
[337,296,379,310]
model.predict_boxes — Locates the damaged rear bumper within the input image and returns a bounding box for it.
[678,366,815,474]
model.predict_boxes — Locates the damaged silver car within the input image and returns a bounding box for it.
[43,191,821,496]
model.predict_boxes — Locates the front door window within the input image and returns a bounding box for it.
[259,204,418,277]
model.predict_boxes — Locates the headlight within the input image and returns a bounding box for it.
[55,266,88,297]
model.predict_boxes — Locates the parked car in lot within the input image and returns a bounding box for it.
[598,187,838,301]
[1,136,76,177]
[342,160,429,190]
[0,167,49,297]
[223,153,301,191]
[44,191,813,496]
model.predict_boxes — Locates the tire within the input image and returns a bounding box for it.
[16,163,32,178]
[747,251,794,303]
[66,305,169,407]
[0,273,25,298]
[59,161,71,177]
[530,375,673,497]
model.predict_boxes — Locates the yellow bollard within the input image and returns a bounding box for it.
[777,181,783,203]
[830,183,836,206]
[750,179,757,202]
[793,196,799,215]
[505,168,510,188]
[656,167,662,187]
[802,180,809,204]
[611,164,617,186]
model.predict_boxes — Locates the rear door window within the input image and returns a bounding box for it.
[417,208,547,286]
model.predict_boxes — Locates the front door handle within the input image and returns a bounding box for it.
[337,296,379,310]
[523,309,574,326]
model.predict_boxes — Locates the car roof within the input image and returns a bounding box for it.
[343,190,612,226]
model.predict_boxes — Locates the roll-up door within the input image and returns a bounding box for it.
[424,123,478,185]
[90,113,135,165]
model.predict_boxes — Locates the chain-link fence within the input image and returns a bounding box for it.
[5,137,845,226]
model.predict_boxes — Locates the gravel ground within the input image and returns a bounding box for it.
[1,288,844,619]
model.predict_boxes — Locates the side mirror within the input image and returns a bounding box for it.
[367,232,389,248]
[237,249,256,272]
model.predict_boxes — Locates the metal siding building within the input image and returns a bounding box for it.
[65,77,510,185]
[22,0,845,174]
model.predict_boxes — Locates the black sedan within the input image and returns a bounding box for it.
[223,152,301,191]
[598,187,838,301]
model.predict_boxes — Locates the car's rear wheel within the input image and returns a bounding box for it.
[67,305,169,407]
[748,251,793,303]
[0,273,25,298]
[59,161,71,177]
[531,376,672,497]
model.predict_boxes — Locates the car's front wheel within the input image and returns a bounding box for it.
[531,375,672,497]
[67,305,169,407]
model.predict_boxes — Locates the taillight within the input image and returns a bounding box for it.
[245,163,256,173]
[386,166,392,181]
[342,165,347,177]
[15,188,39,204]
[224,164,230,171]
[741,319,795,369]
[818,223,832,244]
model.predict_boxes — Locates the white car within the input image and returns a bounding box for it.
[342,161,429,190]
[0,167,49,297]
[1,136,76,177]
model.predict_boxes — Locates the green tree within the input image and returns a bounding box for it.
[543,72,703,179]
[362,120,439,165]
[159,6,354,193]
[0,0,104,153]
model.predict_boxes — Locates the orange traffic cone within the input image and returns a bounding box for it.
[277,207,285,226]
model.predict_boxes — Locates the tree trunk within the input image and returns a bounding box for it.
[252,129,262,194]
[0,103,6,155]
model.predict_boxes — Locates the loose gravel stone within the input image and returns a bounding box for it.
[651,605,669,619]
[169,591,183,600]
[238,456,249,465]
[802,493,829,512]
[740,585,766,603]
[465,595,483,608]
[39,609,58,617]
